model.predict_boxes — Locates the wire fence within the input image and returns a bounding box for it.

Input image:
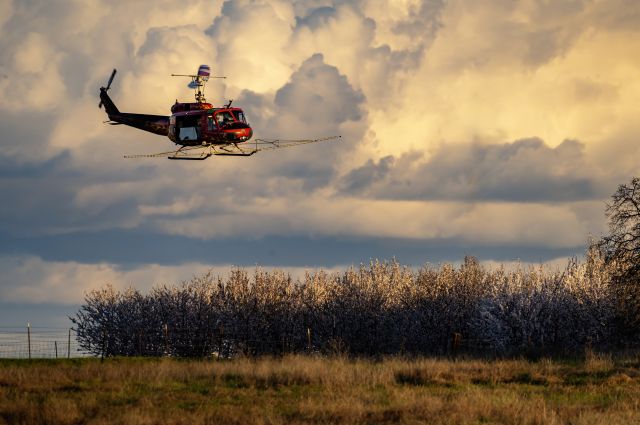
[72,322,485,359]
[0,324,494,359]
[0,326,91,359]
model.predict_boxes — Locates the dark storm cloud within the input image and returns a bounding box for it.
[0,155,162,237]
[0,152,73,179]
[0,230,583,268]
[0,174,134,237]
[341,138,606,202]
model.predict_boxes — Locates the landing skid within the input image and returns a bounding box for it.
[168,154,211,160]
[168,145,212,160]
[213,143,257,157]
[124,144,257,160]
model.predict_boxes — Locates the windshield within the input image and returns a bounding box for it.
[215,111,234,126]
[233,111,247,124]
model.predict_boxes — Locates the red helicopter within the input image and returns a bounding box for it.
[99,65,340,160]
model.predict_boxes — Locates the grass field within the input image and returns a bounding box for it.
[1,355,640,424]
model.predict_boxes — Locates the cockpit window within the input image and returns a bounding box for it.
[215,111,234,126]
[234,111,247,124]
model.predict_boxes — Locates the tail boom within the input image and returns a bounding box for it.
[99,79,169,136]
[106,112,169,136]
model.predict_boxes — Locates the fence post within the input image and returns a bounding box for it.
[27,322,31,359]
[55,341,58,359]
[67,329,71,358]
[217,324,224,360]
[452,332,462,357]
[307,327,312,353]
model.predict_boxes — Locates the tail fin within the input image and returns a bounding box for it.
[99,87,120,116]
[97,68,169,136]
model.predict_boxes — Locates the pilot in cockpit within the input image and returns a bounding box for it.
[216,112,233,127]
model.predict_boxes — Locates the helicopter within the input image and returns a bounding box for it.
[98,65,340,160]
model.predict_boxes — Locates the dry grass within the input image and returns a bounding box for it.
[1,355,640,424]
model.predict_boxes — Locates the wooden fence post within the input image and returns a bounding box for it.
[27,323,31,359]
[217,324,224,360]
[452,332,462,356]
[307,327,312,353]
[67,328,71,359]
[55,341,58,359]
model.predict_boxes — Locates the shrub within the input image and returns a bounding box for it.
[72,252,622,358]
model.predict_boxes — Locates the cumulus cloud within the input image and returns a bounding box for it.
[206,0,296,93]
[0,0,639,310]
[341,138,609,202]
[275,54,364,131]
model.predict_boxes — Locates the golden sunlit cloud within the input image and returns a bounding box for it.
[1,0,639,306]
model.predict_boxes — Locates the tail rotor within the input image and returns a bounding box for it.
[99,69,117,109]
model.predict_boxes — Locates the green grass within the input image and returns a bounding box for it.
[1,355,640,424]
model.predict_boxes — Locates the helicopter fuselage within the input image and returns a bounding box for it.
[168,102,253,147]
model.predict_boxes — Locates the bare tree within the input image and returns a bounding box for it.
[598,177,640,337]
[600,177,640,266]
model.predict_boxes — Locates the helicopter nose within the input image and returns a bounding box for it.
[227,126,253,142]
[236,127,252,141]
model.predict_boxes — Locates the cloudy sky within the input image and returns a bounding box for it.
[1,0,639,326]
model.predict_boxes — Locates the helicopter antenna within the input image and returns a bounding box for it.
[171,65,225,104]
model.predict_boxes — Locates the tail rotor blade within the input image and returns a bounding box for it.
[105,69,117,91]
